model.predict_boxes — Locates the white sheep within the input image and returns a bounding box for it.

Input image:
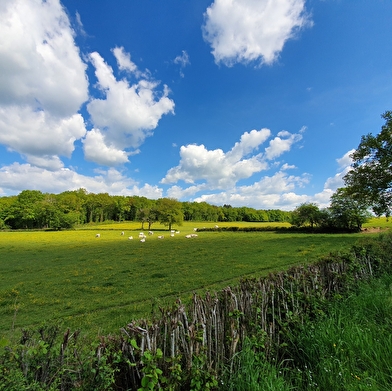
[176,231,180,234]
[128,236,133,240]
[170,233,174,237]
[191,233,198,237]
[121,231,124,235]
[139,232,146,238]
[185,234,192,238]
[148,231,154,235]
[193,228,197,231]
[214,225,219,229]
[158,235,164,239]
[140,238,146,243]
[95,234,100,238]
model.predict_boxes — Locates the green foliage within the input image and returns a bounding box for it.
[164,354,183,390]
[221,338,291,391]
[344,110,392,217]
[188,353,218,391]
[0,325,129,390]
[286,274,392,390]
[139,349,165,391]
[0,189,293,230]
[156,198,184,231]
[291,203,323,229]
[329,187,371,231]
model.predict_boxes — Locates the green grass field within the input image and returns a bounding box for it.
[1,219,390,338]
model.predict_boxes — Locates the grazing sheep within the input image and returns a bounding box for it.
[170,233,174,237]
[191,233,198,237]
[185,234,192,238]
[95,234,100,238]
[139,232,146,238]
[193,228,197,231]
[128,236,133,240]
[158,235,164,239]
[121,231,124,235]
[140,238,146,243]
[148,231,154,235]
[214,225,219,229]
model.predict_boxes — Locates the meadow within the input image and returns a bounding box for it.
[0,219,389,338]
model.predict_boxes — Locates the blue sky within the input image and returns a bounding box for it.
[1,0,392,210]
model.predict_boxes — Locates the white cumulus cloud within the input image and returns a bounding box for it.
[0,106,86,167]
[162,128,302,188]
[0,0,88,169]
[202,0,311,66]
[85,50,175,165]
[191,171,310,210]
[0,163,163,198]
[83,129,130,166]
[0,0,88,116]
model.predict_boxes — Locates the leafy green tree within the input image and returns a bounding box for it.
[14,190,45,228]
[128,196,152,221]
[291,203,322,229]
[220,204,238,222]
[0,195,16,229]
[156,198,183,231]
[329,188,371,231]
[57,189,87,225]
[36,194,62,229]
[137,207,158,230]
[344,111,392,217]
[113,196,130,222]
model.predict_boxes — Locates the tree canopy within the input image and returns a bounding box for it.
[329,188,371,231]
[344,111,392,217]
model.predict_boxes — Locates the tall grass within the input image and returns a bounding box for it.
[220,338,291,391]
[289,273,392,390]
[221,274,392,390]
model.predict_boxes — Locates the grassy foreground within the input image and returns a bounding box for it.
[0,220,389,337]
[222,273,392,390]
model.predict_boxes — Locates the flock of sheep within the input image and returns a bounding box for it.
[95,228,202,242]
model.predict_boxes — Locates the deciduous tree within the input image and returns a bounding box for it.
[344,111,392,216]
[329,188,371,231]
[156,198,183,231]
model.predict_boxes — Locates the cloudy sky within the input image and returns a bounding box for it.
[1,0,391,210]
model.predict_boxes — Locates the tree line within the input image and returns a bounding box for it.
[0,189,292,230]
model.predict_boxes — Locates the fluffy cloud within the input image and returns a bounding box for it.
[0,163,163,198]
[85,50,175,165]
[0,106,86,169]
[83,129,131,166]
[0,0,88,116]
[162,128,302,188]
[202,0,311,66]
[0,0,88,169]
[191,171,310,210]
[264,130,303,160]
